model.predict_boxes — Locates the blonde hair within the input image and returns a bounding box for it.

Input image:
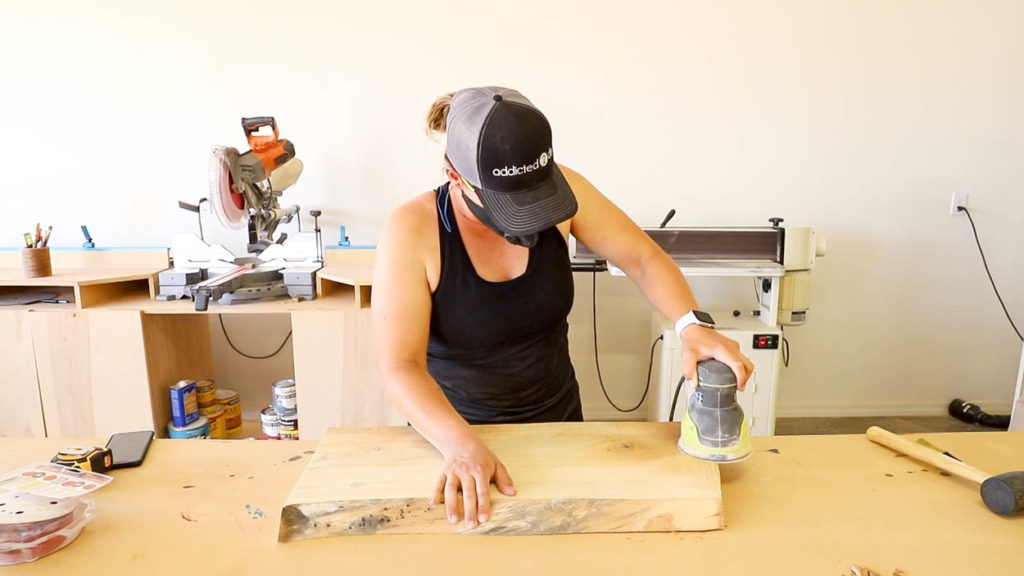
[425,92,454,137]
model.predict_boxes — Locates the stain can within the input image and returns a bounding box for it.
[216,389,242,430]
[225,424,243,438]
[196,379,218,409]
[169,380,198,427]
[260,405,280,440]
[278,412,299,440]
[272,378,297,414]
[200,403,227,439]
[167,416,209,439]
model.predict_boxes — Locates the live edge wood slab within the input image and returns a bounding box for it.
[279,421,723,541]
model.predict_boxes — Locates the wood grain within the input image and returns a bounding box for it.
[324,248,376,267]
[140,313,215,436]
[0,310,46,436]
[29,310,95,436]
[0,249,168,269]
[291,308,404,440]
[280,422,723,540]
[89,310,156,436]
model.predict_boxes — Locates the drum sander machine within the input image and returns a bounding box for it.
[675,359,752,463]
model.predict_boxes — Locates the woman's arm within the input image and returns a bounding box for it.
[371,198,515,528]
[562,166,754,389]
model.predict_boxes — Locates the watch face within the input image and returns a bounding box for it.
[693,310,715,324]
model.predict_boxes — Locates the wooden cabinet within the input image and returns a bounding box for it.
[0,248,396,440]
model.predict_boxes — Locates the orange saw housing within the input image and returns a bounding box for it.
[241,116,297,180]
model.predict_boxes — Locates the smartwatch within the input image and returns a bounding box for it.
[674,310,716,338]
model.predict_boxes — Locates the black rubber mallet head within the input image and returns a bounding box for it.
[980,472,1024,515]
[867,426,1024,515]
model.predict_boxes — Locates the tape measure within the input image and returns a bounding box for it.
[51,445,113,473]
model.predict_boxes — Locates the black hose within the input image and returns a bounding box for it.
[948,398,1010,429]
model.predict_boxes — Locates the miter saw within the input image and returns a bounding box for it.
[156,117,322,311]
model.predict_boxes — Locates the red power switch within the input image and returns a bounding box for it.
[752,334,779,349]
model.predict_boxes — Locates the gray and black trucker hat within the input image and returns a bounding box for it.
[446,86,578,235]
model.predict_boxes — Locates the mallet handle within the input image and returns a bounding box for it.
[866,426,991,485]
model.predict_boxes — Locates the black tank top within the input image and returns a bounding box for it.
[427,183,583,424]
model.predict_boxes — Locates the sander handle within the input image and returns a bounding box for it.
[866,426,990,485]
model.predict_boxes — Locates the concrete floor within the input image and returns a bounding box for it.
[774,415,997,435]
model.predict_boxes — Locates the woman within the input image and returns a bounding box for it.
[372,86,753,529]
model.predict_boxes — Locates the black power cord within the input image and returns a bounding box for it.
[781,325,790,367]
[959,206,1023,341]
[218,315,293,360]
[668,376,686,421]
[591,270,662,412]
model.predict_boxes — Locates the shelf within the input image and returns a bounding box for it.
[316,266,374,309]
[0,268,161,309]
[84,291,360,314]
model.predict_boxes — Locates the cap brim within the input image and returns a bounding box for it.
[475,166,578,235]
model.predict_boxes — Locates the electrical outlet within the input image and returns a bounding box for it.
[949,192,969,216]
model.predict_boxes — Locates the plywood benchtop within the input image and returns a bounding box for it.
[1,429,1022,575]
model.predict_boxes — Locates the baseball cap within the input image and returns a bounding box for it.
[446,86,578,235]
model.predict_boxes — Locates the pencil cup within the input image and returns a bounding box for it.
[22,247,52,278]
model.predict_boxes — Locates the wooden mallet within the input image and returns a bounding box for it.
[867,426,1024,516]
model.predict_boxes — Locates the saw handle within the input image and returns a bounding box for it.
[242,117,278,137]
[866,426,990,485]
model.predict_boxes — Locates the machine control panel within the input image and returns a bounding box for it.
[752,334,779,349]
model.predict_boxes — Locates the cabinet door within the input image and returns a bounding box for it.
[0,310,46,437]
[30,310,154,437]
[89,311,155,436]
[291,308,404,440]
[30,310,95,437]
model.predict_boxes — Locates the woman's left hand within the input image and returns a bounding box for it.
[678,325,755,390]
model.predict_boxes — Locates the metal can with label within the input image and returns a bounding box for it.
[167,416,209,439]
[278,412,299,440]
[216,389,242,430]
[169,380,199,427]
[200,403,227,439]
[272,378,297,415]
[196,379,218,409]
[260,405,280,439]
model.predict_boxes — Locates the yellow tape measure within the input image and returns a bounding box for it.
[51,445,113,473]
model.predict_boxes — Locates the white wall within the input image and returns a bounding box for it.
[5,1,1022,418]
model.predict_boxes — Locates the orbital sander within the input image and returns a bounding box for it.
[678,359,752,463]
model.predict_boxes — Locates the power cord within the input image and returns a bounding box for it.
[218,315,293,359]
[958,206,1023,341]
[591,270,662,412]
[668,376,686,421]
[781,325,790,367]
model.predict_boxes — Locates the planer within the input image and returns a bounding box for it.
[574,218,827,327]
[573,217,827,439]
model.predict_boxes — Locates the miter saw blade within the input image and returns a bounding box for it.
[209,146,248,230]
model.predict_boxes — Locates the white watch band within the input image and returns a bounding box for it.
[674,311,715,338]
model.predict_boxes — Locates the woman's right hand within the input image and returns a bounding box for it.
[431,435,516,529]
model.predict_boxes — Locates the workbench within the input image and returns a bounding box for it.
[1,428,1021,575]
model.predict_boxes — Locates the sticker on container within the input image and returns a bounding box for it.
[272,379,297,414]
[167,416,210,439]
[216,389,242,429]
[261,405,280,439]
